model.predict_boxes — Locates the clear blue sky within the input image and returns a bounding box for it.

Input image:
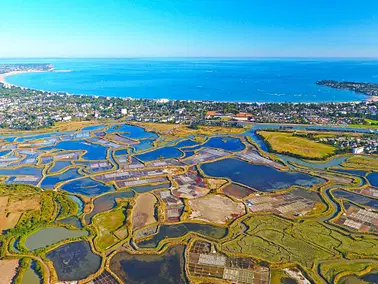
[1,0,378,57]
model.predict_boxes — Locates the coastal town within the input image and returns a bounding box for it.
[1,64,378,132]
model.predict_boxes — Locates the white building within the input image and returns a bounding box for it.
[352,147,364,154]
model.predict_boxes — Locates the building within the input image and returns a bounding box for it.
[232,112,253,121]
[352,147,364,154]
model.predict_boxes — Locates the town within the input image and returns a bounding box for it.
[1,79,378,131]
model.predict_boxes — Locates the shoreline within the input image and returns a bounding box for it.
[0,70,54,87]
[0,69,375,104]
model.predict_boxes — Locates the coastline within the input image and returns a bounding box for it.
[0,68,374,104]
[0,70,54,87]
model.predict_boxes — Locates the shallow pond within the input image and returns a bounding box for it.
[367,172,378,187]
[183,151,195,158]
[0,166,43,177]
[61,177,115,196]
[201,158,325,192]
[49,161,72,173]
[202,136,245,152]
[110,245,187,284]
[21,261,41,284]
[137,223,226,248]
[135,147,183,162]
[115,149,129,156]
[332,189,378,210]
[107,124,158,139]
[41,168,82,189]
[54,140,107,160]
[46,241,101,281]
[25,227,88,250]
[132,139,155,152]
[58,216,83,229]
[85,191,134,224]
[332,169,367,176]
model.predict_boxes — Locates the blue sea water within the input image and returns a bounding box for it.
[3,58,378,102]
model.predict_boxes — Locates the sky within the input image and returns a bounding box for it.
[1,0,378,58]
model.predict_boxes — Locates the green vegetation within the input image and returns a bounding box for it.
[257,130,337,159]
[348,118,378,129]
[93,202,128,252]
[341,155,378,170]
[319,261,377,283]
[0,183,40,194]
[55,194,78,220]
[223,215,378,269]
[40,192,58,222]
[12,258,31,284]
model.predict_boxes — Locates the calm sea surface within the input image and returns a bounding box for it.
[3,58,378,102]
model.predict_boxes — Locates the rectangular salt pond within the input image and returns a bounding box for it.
[333,189,378,210]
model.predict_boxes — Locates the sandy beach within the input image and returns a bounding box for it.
[0,69,59,88]
[0,70,50,85]
[366,95,378,102]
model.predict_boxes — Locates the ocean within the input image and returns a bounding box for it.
[2,58,378,102]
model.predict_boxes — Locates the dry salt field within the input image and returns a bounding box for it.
[0,122,377,284]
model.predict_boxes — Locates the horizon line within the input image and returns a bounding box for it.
[1,56,378,60]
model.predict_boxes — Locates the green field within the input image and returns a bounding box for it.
[319,261,377,283]
[222,215,378,270]
[93,203,128,251]
[341,155,378,170]
[257,131,337,159]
